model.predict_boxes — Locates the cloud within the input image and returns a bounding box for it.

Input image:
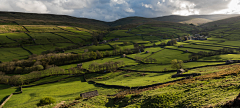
[0,0,239,21]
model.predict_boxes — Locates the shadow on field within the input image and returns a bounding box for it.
[0,95,9,104]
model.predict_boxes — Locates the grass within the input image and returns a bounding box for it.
[198,54,240,61]
[87,44,113,51]
[0,88,17,104]
[59,56,137,70]
[54,33,85,43]
[29,33,70,44]
[24,43,75,55]
[165,46,212,53]
[85,71,183,87]
[127,47,163,59]
[0,47,30,62]
[146,49,190,64]
[0,25,26,33]
[4,77,117,108]
[24,25,65,32]
[124,62,225,72]
[58,26,92,36]
[0,33,16,44]
[28,75,70,85]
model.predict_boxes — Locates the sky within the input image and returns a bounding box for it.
[1,0,240,22]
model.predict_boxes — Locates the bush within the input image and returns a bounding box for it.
[38,97,56,106]
[75,96,82,100]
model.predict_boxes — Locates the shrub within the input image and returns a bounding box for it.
[14,67,23,74]
[75,96,82,100]
[38,97,56,106]
[36,65,44,71]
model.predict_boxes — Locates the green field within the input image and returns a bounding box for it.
[24,25,65,32]
[146,49,190,64]
[0,47,30,61]
[86,71,183,87]
[198,54,240,61]
[29,33,70,44]
[127,47,163,59]
[3,77,117,108]
[124,62,225,72]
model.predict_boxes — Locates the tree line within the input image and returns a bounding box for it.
[88,61,125,72]
[0,47,142,74]
[0,66,83,86]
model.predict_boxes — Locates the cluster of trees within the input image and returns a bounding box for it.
[171,59,184,69]
[0,48,140,74]
[0,66,83,86]
[189,48,239,60]
[88,61,124,72]
[135,57,157,63]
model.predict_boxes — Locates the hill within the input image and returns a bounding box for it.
[154,14,240,25]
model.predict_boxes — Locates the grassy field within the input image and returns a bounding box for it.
[0,25,26,33]
[0,88,17,104]
[24,43,75,55]
[0,47,30,61]
[127,47,163,59]
[86,44,113,51]
[165,46,212,53]
[4,77,118,108]
[124,62,225,72]
[146,49,190,64]
[24,25,65,32]
[29,33,70,44]
[85,71,183,87]
[198,54,240,61]
[59,56,137,70]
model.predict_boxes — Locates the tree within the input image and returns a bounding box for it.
[90,51,97,59]
[123,42,128,46]
[171,59,183,69]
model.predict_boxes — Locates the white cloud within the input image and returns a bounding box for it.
[0,0,239,21]
[15,0,48,13]
[125,8,135,13]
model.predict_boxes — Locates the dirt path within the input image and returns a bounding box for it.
[53,101,65,108]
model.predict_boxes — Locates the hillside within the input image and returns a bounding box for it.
[1,12,240,108]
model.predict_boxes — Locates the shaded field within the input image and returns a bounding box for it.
[124,62,225,72]
[0,47,30,62]
[85,71,183,87]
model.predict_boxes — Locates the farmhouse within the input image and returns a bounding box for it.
[177,69,185,74]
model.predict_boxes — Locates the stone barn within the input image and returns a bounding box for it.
[226,60,234,64]
[177,69,185,74]
[80,90,99,98]
[77,63,83,68]
[121,54,126,58]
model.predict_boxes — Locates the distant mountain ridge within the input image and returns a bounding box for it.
[0,11,240,28]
